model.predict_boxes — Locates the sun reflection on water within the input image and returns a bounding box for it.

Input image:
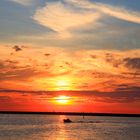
[56,115,68,140]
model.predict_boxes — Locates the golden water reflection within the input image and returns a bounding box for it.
[57,115,68,140]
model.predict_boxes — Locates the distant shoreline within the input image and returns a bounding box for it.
[0,111,140,117]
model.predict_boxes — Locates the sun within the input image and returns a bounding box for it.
[54,95,71,105]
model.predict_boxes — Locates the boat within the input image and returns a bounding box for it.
[63,118,72,123]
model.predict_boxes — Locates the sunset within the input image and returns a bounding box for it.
[54,95,72,104]
[0,0,140,139]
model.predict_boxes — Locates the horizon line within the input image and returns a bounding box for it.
[0,111,140,117]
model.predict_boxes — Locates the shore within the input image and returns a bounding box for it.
[0,111,140,117]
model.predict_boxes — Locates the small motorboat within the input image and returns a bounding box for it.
[63,118,72,123]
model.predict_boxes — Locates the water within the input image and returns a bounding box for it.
[0,114,140,140]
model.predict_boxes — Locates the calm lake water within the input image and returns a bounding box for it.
[0,114,140,140]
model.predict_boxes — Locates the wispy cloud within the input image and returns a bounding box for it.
[66,0,140,24]
[2,0,139,49]
[32,0,140,40]
[9,0,36,6]
[33,1,100,37]
[0,45,140,91]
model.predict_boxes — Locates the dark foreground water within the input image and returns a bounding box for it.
[0,114,140,140]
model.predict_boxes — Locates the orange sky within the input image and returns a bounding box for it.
[0,46,140,113]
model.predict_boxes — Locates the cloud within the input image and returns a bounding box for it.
[93,51,140,72]
[0,45,140,91]
[13,45,22,52]
[33,1,100,36]
[44,53,51,57]
[0,67,38,81]
[116,84,140,92]
[0,89,140,103]
[31,0,140,47]
[34,0,140,33]
[9,0,36,6]
[123,57,140,70]
[66,0,140,24]
[0,96,11,101]
[0,57,40,81]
